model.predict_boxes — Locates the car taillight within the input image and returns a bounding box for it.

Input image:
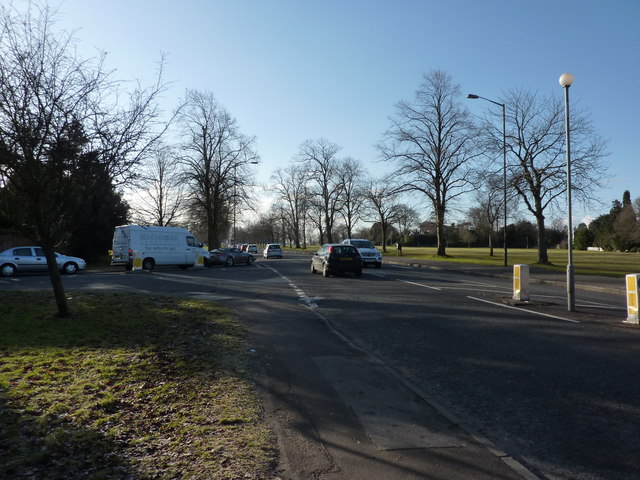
[328,246,334,253]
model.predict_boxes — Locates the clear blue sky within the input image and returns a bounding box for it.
[30,0,640,223]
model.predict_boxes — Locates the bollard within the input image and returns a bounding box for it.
[513,264,530,301]
[131,251,143,271]
[195,255,205,268]
[624,274,640,324]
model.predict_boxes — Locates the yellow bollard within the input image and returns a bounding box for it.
[624,274,640,324]
[131,251,143,271]
[513,264,530,301]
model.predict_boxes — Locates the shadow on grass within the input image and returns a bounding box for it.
[0,390,149,479]
[0,291,273,480]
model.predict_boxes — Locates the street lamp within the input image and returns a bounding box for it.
[559,73,575,311]
[467,94,508,267]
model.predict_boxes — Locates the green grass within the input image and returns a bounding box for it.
[0,292,276,480]
[285,245,640,277]
[386,247,640,277]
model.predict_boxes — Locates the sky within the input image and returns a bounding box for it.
[13,0,640,225]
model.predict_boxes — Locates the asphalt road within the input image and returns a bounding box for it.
[2,256,638,480]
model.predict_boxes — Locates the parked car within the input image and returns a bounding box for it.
[342,238,382,268]
[246,244,258,254]
[209,247,254,266]
[310,244,362,277]
[0,246,86,277]
[263,243,283,259]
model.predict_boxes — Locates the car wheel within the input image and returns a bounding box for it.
[311,262,317,274]
[355,269,362,278]
[226,257,234,267]
[1,263,16,277]
[247,255,254,265]
[322,263,329,277]
[142,258,155,271]
[62,262,78,274]
[125,264,133,271]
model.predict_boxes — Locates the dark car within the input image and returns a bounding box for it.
[310,243,363,277]
[209,247,254,267]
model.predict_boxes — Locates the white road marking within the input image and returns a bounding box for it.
[396,279,442,291]
[467,296,580,323]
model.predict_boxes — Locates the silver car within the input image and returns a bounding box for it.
[341,239,382,268]
[263,243,283,259]
[0,246,87,277]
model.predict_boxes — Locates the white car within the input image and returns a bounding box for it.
[0,246,87,277]
[341,239,382,268]
[263,243,283,259]
[246,244,259,254]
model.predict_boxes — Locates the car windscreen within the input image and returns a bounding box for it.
[352,240,374,249]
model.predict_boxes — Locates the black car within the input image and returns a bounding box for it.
[310,244,363,277]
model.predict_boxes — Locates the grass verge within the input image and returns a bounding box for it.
[0,291,276,479]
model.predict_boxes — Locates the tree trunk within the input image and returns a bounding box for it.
[44,248,70,317]
[535,214,549,264]
[489,227,494,257]
[436,209,446,256]
[325,212,333,244]
[381,223,388,252]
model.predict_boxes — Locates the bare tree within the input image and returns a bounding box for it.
[0,3,165,316]
[297,138,343,243]
[378,70,479,256]
[468,174,504,256]
[482,89,608,263]
[178,90,258,249]
[363,179,400,252]
[394,204,420,244]
[337,157,366,239]
[133,146,185,226]
[271,165,309,248]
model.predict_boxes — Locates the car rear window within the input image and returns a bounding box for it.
[331,246,357,255]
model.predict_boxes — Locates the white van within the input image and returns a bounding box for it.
[111,225,209,271]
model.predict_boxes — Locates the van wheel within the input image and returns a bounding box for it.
[142,258,155,271]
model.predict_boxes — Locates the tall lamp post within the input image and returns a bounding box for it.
[467,94,508,267]
[559,73,575,311]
